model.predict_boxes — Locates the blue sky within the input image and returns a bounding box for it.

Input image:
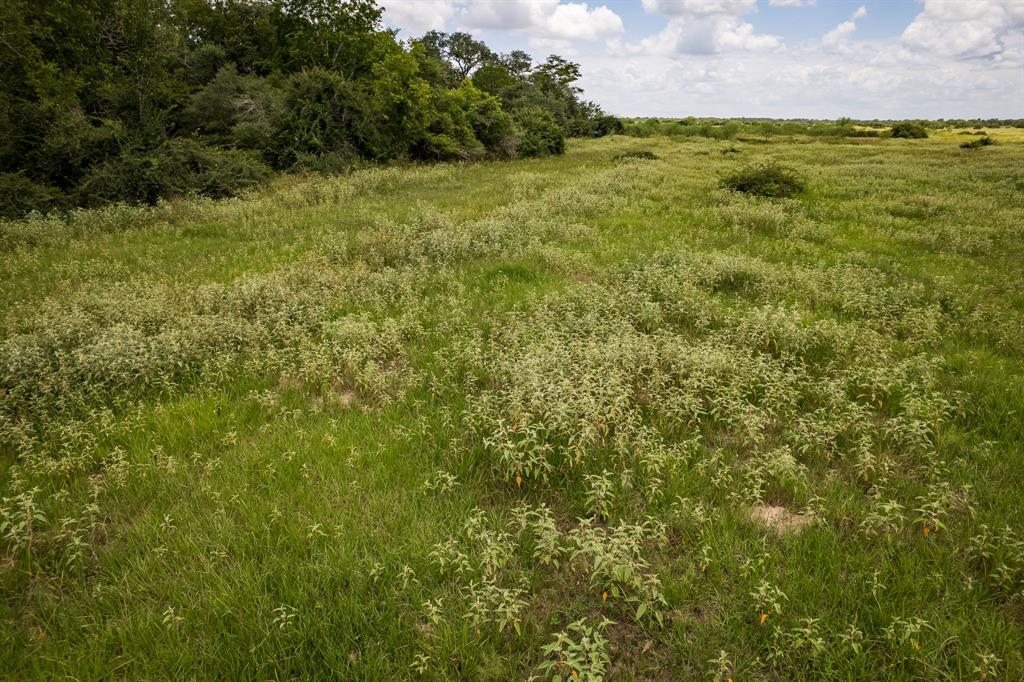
[381,0,1024,119]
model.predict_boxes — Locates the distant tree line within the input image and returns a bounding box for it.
[0,0,623,218]
[624,117,1024,141]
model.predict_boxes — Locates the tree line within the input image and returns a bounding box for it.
[0,0,624,218]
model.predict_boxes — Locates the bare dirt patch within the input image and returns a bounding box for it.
[750,505,814,534]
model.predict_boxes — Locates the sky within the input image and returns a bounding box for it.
[379,0,1024,119]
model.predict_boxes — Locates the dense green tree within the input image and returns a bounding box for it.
[0,0,620,217]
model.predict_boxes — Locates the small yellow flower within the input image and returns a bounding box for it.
[602,591,608,602]
[515,474,523,488]
[759,612,768,626]
[923,526,930,538]
[912,640,921,651]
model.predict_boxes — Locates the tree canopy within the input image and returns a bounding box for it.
[0,0,620,218]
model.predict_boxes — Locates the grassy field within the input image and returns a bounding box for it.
[2,130,1023,680]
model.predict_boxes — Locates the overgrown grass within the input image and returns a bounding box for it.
[2,132,1023,679]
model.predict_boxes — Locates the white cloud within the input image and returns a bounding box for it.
[631,0,780,54]
[822,5,867,47]
[379,0,1024,119]
[768,0,815,6]
[382,1,624,42]
[382,0,454,36]
[579,39,1023,118]
[641,0,757,18]
[902,0,1024,59]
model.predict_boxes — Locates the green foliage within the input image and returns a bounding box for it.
[77,139,272,205]
[960,136,995,149]
[614,150,658,161]
[514,107,566,157]
[890,122,929,139]
[0,0,614,218]
[720,162,806,198]
[0,173,65,217]
[1,136,1024,678]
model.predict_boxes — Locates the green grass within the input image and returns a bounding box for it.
[2,132,1023,680]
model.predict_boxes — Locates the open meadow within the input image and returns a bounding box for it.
[2,131,1024,679]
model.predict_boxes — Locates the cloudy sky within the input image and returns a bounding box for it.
[380,0,1024,118]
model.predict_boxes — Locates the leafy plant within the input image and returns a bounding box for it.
[538,617,614,681]
[720,162,806,198]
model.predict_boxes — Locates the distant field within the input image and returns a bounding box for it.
[2,132,1023,679]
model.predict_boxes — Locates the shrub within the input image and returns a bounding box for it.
[614,150,658,161]
[720,162,806,198]
[593,115,625,137]
[514,107,565,158]
[76,140,272,206]
[272,68,366,167]
[889,122,928,139]
[0,173,66,219]
[960,136,995,149]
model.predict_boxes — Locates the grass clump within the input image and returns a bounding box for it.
[960,136,995,149]
[720,161,805,198]
[614,150,659,161]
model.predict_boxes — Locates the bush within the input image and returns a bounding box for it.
[960,136,995,149]
[77,140,272,206]
[514,107,565,158]
[593,115,625,137]
[890,122,928,139]
[614,150,658,161]
[273,69,366,167]
[720,162,806,198]
[0,173,66,219]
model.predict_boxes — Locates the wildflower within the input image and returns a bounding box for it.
[760,612,768,626]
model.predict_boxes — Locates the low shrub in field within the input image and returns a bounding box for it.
[889,122,928,139]
[76,140,272,206]
[960,136,995,149]
[720,162,805,198]
[0,173,66,218]
[614,150,659,161]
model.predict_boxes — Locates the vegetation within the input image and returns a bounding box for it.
[614,150,659,161]
[720,161,805,198]
[2,128,1023,679]
[961,136,995,150]
[890,122,929,139]
[0,0,619,218]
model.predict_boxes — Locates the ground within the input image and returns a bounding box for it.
[1,130,1023,680]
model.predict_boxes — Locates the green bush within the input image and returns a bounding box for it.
[272,69,366,168]
[720,162,806,198]
[0,173,66,219]
[77,140,272,206]
[593,115,625,137]
[514,107,565,158]
[960,136,994,149]
[890,122,928,139]
[614,150,658,161]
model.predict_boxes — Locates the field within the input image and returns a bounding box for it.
[2,130,1023,679]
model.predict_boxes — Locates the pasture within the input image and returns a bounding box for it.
[2,131,1023,679]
